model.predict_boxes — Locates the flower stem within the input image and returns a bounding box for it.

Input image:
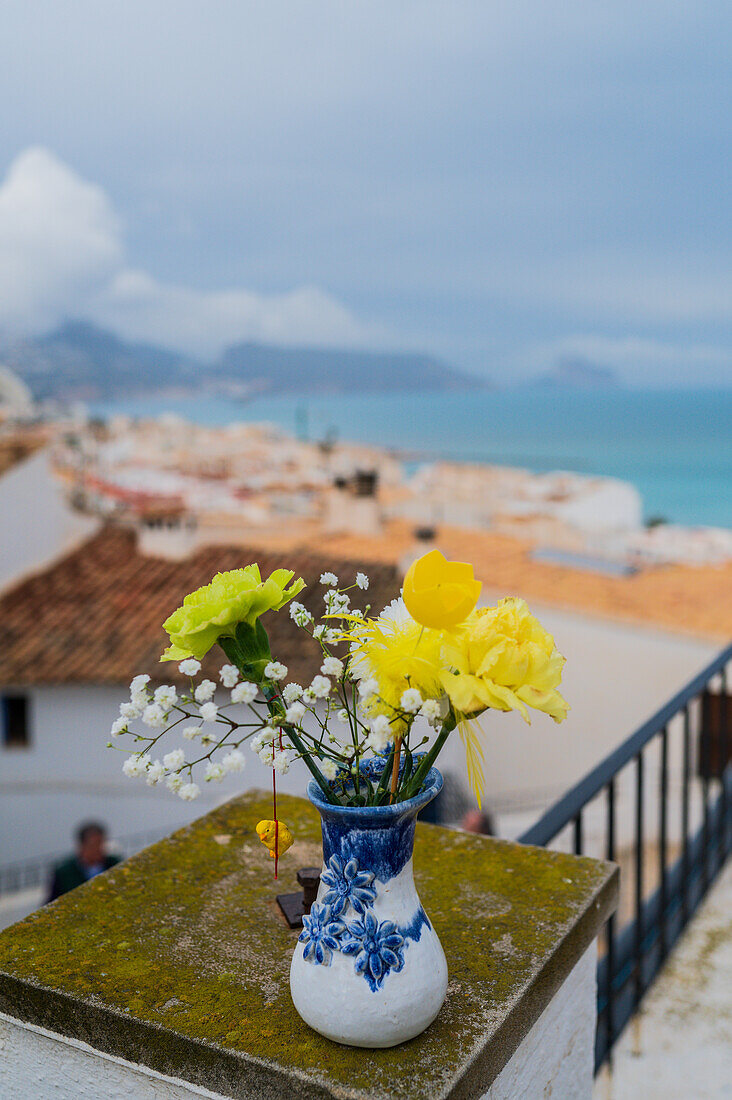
[262,686,339,805]
[390,736,402,803]
[401,710,457,800]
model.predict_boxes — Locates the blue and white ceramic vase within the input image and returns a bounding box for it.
[290,764,448,1047]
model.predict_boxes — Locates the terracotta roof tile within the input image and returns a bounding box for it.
[1,527,400,687]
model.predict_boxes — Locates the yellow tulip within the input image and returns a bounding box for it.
[403,549,482,630]
[255,819,294,859]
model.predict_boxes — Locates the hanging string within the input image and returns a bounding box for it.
[272,734,279,880]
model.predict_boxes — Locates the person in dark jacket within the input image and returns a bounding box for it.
[47,822,120,902]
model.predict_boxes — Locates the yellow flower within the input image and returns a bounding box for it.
[347,599,443,731]
[441,597,568,724]
[256,819,294,859]
[160,565,305,661]
[403,549,482,629]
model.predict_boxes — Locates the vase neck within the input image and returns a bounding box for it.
[319,810,419,885]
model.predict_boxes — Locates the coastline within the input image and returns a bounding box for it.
[91,386,732,530]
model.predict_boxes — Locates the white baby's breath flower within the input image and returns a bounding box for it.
[285,702,306,724]
[199,701,219,722]
[250,732,268,754]
[166,773,184,793]
[231,681,258,704]
[122,754,149,778]
[312,624,325,640]
[222,749,245,773]
[324,629,340,645]
[321,656,344,677]
[289,601,313,627]
[130,674,150,694]
[163,748,186,771]
[356,572,369,590]
[320,572,338,586]
[179,782,200,801]
[182,725,202,741]
[110,716,127,738]
[146,760,165,786]
[320,758,339,780]
[200,732,214,747]
[178,658,201,676]
[282,683,303,704]
[130,690,149,712]
[205,761,226,783]
[119,700,141,721]
[324,590,349,615]
[419,699,445,727]
[258,743,274,765]
[264,661,287,682]
[273,750,290,775]
[219,664,240,688]
[194,680,216,703]
[368,715,392,752]
[154,685,178,710]
[142,703,166,729]
[336,708,350,723]
[343,744,355,759]
[358,677,379,701]
[309,675,331,699]
[400,688,423,714]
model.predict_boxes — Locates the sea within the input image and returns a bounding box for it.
[92,387,732,529]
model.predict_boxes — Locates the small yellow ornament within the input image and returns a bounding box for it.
[255,819,294,859]
[403,549,481,630]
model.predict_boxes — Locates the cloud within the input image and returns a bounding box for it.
[93,270,372,358]
[0,147,122,333]
[0,148,373,357]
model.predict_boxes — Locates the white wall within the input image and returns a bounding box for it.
[0,448,98,593]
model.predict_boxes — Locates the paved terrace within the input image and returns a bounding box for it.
[595,857,731,1100]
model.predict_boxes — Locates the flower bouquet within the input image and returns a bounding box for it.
[110,550,567,1046]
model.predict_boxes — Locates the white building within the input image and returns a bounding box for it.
[0,443,98,593]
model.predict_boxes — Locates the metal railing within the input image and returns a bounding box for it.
[0,824,184,898]
[519,642,731,1071]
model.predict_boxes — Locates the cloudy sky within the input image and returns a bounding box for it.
[0,1,730,384]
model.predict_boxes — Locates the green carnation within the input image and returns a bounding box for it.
[160,565,305,662]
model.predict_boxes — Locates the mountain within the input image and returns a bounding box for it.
[1,322,485,403]
[216,341,482,395]
[536,356,620,388]
[2,321,201,401]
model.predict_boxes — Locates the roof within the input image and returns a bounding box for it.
[0,526,400,687]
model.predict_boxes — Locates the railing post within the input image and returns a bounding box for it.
[605,778,616,1053]
[719,665,729,865]
[634,750,645,1007]
[681,703,691,925]
[658,725,668,960]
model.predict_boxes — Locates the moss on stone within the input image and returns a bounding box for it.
[0,791,617,1100]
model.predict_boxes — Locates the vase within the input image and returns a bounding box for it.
[289,763,448,1048]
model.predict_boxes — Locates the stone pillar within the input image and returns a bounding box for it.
[0,791,617,1100]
